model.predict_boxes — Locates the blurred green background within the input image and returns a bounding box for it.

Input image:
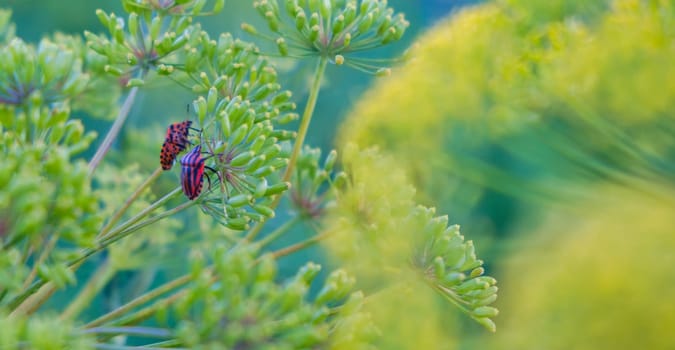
[5,0,675,348]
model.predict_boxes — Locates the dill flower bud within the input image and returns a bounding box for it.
[244,0,409,74]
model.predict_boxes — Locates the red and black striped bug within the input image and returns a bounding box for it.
[180,145,220,200]
[160,120,199,170]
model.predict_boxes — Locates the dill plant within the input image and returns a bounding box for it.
[0,1,498,348]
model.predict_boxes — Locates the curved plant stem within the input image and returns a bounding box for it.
[84,273,195,328]
[7,189,189,316]
[257,216,300,249]
[269,231,332,259]
[98,167,164,239]
[245,56,328,242]
[88,86,140,177]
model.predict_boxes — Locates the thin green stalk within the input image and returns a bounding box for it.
[269,231,332,260]
[21,235,57,290]
[88,86,140,177]
[101,187,183,243]
[8,189,189,315]
[60,259,117,321]
[84,273,195,328]
[81,326,172,339]
[257,216,300,249]
[98,167,164,239]
[245,56,329,242]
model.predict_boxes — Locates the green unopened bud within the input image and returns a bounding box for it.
[470,267,485,279]
[323,149,337,172]
[320,0,331,18]
[247,155,266,172]
[230,151,255,167]
[128,12,139,39]
[264,181,289,196]
[228,194,252,207]
[254,178,268,197]
[309,25,320,42]
[472,293,498,308]
[433,256,446,280]
[185,47,200,72]
[276,37,288,56]
[265,11,280,32]
[241,22,257,35]
[225,217,250,231]
[343,32,351,47]
[126,78,145,87]
[308,0,320,12]
[193,96,207,125]
[96,9,111,28]
[104,65,124,76]
[250,135,267,153]
[295,10,307,30]
[476,318,497,333]
[334,54,344,65]
[444,272,466,286]
[456,278,490,294]
[332,14,345,34]
[296,262,321,284]
[358,12,374,33]
[343,3,356,24]
[473,306,499,318]
[206,87,218,113]
[257,254,277,282]
[285,0,298,16]
[252,204,275,217]
[230,124,249,145]
[252,165,276,177]
[150,15,162,39]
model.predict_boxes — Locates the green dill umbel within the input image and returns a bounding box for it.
[0,1,503,348]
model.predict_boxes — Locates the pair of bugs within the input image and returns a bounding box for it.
[160,120,217,200]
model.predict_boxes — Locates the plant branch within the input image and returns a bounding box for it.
[98,167,164,239]
[269,230,332,260]
[88,86,140,177]
[60,259,116,321]
[84,273,194,328]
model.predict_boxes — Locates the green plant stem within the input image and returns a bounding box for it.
[269,230,332,260]
[245,56,328,242]
[84,273,195,328]
[81,326,173,339]
[112,289,188,327]
[98,167,164,239]
[88,86,140,177]
[8,189,189,315]
[60,259,116,321]
[21,235,57,290]
[257,216,300,249]
[100,187,183,244]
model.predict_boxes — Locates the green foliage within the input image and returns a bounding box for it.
[172,246,364,349]
[0,313,95,350]
[483,187,675,349]
[0,0,500,348]
[244,0,409,73]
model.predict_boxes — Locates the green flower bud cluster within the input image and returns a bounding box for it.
[0,130,101,296]
[179,36,299,230]
[410,206,499,332]
[244,0,409,74]
[0,36,89,107]
[85,5,207,85]
[290,146,345,220]
[322,145,498,331]
[171,246,361,348]
[0,313,95,350]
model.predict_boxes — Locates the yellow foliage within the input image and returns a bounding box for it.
[484,186,675,349]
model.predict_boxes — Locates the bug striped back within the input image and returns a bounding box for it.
[180,145,206,200]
